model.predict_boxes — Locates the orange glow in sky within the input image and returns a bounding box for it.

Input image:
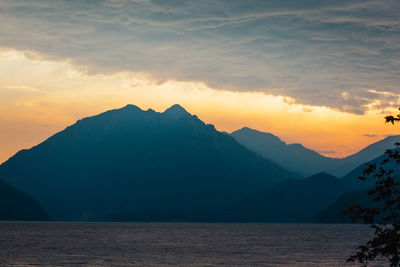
[0,48,399,163]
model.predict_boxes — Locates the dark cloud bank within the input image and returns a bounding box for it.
[0,0,399,114]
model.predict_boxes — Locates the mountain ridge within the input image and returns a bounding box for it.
[0,104,301,221]
[231,127,400,177]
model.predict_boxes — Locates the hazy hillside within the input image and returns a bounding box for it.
[341,148,400,190]
[316,190,371,223]
[229,173,345,222]
[227,148,400,223]
[0,104,300,221]
[231,127,339,176]
[231,127,400,177]
[331,135,400,177]
[0,179,49,221]
[318,150,400,223]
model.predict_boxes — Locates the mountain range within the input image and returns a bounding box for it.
[0,104,398,222]
[231,127,400,177]
[0,104,299,221]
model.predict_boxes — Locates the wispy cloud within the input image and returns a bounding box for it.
[4,85,40,92]
[362,134,391,138]
[0,0,399,114]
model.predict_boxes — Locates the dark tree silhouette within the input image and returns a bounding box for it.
[386,109,400,125]
[346,107,400,267]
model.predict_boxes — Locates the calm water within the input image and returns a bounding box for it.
[0,222,386,266]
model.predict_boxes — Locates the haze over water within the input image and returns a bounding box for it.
[0,222,386,266]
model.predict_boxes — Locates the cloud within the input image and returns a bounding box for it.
[363,134,379,138]
[317,150,338,155]
[0,0,399,113]
[4,85,40,92]
[362,134,391,138]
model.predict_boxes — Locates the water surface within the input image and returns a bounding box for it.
[0,222,386,266]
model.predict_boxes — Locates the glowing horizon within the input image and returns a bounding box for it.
[0,48,398,164]
[1,1,400,164]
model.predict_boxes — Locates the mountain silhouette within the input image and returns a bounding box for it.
[231,127,339,176]
[318,149,400,223]
[0,179,49,221]
[332,135,400,177]
[231,127,400,176]
[233,148,400,223]
[316,190,371,223]
[0,104,300,221]
[229,173,345,222]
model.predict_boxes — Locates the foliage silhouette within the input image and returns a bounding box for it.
[346,108,400,266]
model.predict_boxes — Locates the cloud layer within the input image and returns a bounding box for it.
[0,0,399,113]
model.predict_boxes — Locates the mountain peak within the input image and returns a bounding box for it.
[232,127,284,144]
[121,104,142,111]
[234,127,273,136]
[163,104,190,119]
[0,104,298,221]
[237,127,252,132]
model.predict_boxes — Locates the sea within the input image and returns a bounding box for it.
[0,222,387,266]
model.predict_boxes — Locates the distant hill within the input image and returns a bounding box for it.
[231,127,400,177]
[0,104,300,221]
[340,147,400,191]
[231,127,339,176]
[318,150,400,223]
[229,173,345,222]
[228,146,400,223]
[0,179,49,221]
[333,135,400,177]
[316,190,371,223]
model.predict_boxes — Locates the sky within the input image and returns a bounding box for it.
[0,0,399,163]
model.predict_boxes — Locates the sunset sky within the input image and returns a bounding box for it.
[0,0,399,163]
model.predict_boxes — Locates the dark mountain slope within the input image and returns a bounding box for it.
[236,149,400,223]
[0,104,300,221]
[0,179,49,221]
[341,148,400,191]
[318,150,400,223]
[317,190,371,223]
[230,173,345,222]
